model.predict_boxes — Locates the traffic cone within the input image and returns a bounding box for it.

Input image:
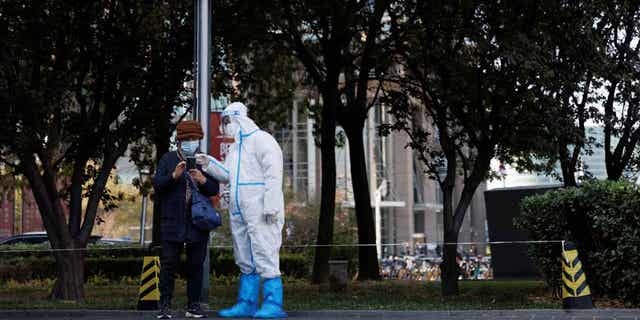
[561,241,593,309]
[137,256,161,310]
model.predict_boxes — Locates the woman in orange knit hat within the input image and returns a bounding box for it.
[152,120,219,319]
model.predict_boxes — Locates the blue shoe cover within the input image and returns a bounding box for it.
[253,277,287,319]
[218,273,260,318]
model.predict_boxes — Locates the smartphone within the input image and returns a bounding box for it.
[187,156,196,170]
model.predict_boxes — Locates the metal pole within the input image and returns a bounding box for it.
[292,101,299,197]
[139,168,150,246]
[368,107,376,203]
[375,179,386,261]
[139,194,148,246]
[194,0,212,309]
[196,0,211,154]
[306,99,316,202]
[375,187,381,260]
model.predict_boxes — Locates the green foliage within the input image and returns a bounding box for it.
[0,279,560,310]
[384,1,558,183]
[218,0,395,280]
[282,200,359,269]
[596,2,640,180]
[510,1,640,185]
[517,180,640,305]
[213,1,302,130]
[510,0,603,186]
[0,0,196,260]
[0,249,309,282]
[383,0,561,294]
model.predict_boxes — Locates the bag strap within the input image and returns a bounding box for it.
[186,174,197,189]
[187,175,207,200]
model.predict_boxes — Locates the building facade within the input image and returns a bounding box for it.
[0,187,15,238]
[0,185,48,239]
[274,101,488,258]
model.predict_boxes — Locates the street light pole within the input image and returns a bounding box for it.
[139,193,148,245]
[194,0,212,309]
[195,0,211,151]
[139,168,151,246]
[374,180,387,261]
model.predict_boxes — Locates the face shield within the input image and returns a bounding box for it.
[220,115,239,138]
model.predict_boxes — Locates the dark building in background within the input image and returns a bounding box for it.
[0,187,14,238]
[21,187,44,233]
[0,186,49,240]
[484,186,558,279]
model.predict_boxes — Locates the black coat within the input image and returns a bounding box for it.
[152,151,219,243]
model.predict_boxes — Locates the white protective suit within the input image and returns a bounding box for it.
[202,102,285,279]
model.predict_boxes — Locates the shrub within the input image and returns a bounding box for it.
[0,249,309,282]
[0,244,149,259]
[517,180,640,305]
[209,249,309,278]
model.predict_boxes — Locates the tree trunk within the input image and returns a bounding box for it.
[559,156,577,187]
[606,157,624,181]
[440,172,485,297]
[558,139,578,187]
[604,119,626,181]
[603,81,618,182]
[439,173,459,296]
[441,229,459,296]
[343,122,380,281]
[311,140,336,283]
[50,251,85,301]
[607,167,624,181]
[311,89,338,284]
[21,157,87,301]
[606,126,640,181]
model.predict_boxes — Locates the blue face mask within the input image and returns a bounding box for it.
[180,140,199,156]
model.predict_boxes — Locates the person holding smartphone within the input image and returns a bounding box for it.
[152,120,220,319]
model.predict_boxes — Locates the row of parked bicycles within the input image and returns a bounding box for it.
[380,244,493,281]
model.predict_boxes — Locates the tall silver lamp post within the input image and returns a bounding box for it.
[139,168,151,246]
[194,0,212,309]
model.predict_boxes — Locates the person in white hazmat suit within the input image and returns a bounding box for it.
[196,102,287,319]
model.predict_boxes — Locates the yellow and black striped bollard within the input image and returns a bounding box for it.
[137,256,161,310]
[561,241,593,309]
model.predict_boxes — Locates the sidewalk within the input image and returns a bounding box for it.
[1,309,639,320]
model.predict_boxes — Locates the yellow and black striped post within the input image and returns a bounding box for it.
[561,241,593,309]
[137,256,161,310]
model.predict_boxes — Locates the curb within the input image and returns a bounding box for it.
[1,309,639,319]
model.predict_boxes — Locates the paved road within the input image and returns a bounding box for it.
[1,309,640,320]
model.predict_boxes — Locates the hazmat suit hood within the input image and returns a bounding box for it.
[221,102,260,140]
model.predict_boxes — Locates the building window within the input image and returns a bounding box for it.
[414,210,425,234]
[412,157,424,204]
[435,183,444,204]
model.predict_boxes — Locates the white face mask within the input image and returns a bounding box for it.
[180,140,199,156]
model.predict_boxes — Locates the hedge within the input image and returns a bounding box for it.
[516,180,640,305]
[0,244,151,259]
[0,249,309,282]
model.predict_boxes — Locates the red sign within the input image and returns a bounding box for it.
[209,112,234,158]
[208,112,234,208]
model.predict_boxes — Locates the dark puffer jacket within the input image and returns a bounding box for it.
[153,151,219,243]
